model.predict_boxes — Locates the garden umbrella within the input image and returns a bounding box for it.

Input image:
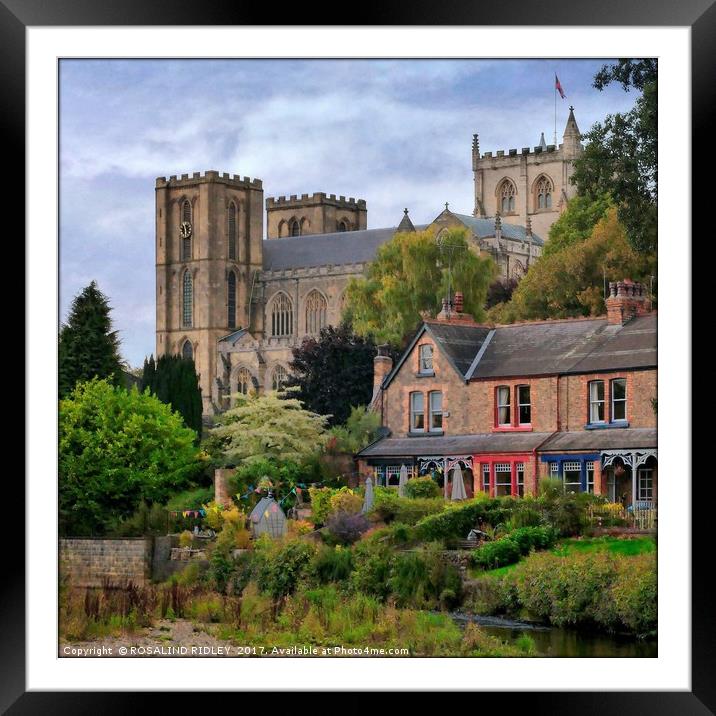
[451,464,467,501]
[361,476,374,514]
[398,464,408,497]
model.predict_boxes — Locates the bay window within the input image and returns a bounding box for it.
[563,461,582,494]
[495,463,512,497]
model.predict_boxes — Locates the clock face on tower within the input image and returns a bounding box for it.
[179,221,193,239]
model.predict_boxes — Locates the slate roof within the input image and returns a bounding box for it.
[357,432,555,458]
[218,328,249,344]
[426,322,493,377]
[452,213,545,246]
[467,314,656,379]
[539,428,657,452]
[261,225,427,271]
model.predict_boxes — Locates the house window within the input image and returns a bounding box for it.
[182,340,193,360]
[410,392,425,432]
[271,293,293,337]
[419,345,434,374]
[517,385,531,425]
[516,462,525,497]
[499,180,516,214]
[637,468,654,502]
[611,378,627,422]
[497,386,511,426]
[373,466,385,487]
[563,461,582,494]
[272,365,288,391]
[237,367,253,395]
[182,270,193,328]
[482,464,490,493]
[227,271,236,329]
[550,462,559,478]
[305,290,327,335]
[228,202,237,260]
[429,391,443,432]
[586,460,595,494]
[589,380,605,423]
[385,465,413,488]
[535,176,553,210]
[495,463,512,497]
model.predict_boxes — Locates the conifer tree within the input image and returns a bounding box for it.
[59,281,125,398]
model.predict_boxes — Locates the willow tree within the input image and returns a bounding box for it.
[343,228,495,345]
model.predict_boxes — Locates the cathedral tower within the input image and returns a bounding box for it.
[155,171,264,415]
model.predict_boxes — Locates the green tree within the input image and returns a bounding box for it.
[210,389,329,466]
[329,405,382,453]
[344,228,495,346]
[571,59,657,253]
[141,354,203,438]
[286,323,392,426]
[543,194,613,258]
[489,207,654,322]
[58,281,125,398]
[59,378,203,535]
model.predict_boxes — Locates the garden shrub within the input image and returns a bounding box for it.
[308,487,335,525]
[109,500,169,537]
[311,546,354,584]
[254,538,317,600]
[329,488,363,516]
[371,488,402,522]
[415,499,509,541]
[471,537,521,570]
[508,526,557,554]
[404,476,441,499]
[178,530,193,549]
[325,511,369,545]
[350,541,394,600]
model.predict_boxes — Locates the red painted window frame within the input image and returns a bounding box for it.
[477,454,533,497]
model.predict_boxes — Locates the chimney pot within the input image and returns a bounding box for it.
[605,277,651,325]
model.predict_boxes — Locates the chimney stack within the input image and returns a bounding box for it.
[605,279,651,325]
[373,344,393,393]
[454,291,464,314]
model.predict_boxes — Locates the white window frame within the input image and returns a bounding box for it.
[516,462,525,497]
[494,463,512,497]
[497,386,511,426]
[563,460,582,494]
[419,344,434,374]
[585,460,595,494]
[611,378,627,422]
[637,468,654,502]
[410,392,425,433]
[482,463,490,493]
[589,380,605,424]
[517,384,531,425]
[428,391,443,432]
[385,465,414,488]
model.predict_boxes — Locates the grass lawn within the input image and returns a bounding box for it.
[469,535,656,579]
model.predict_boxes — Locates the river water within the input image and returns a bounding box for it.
[451,613,657,658]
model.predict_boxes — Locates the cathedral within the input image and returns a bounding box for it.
[155,110,583,416]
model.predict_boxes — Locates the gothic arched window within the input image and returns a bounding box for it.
[237,367,253,395]
[289,219,300,237]
[271,292,293,337]
[182,270,193,328]
[181,200,192,261]
[182,339,193,360]
[498,180,517,214]
[227,271,237,329]
[305,289,327,335]
[272,365,288,391]
[228,201,237,260]
[535,176,553,210]
[337,220,348,232]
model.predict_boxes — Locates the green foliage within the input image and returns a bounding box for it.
[228,458,307,508]
[286,324,391,427]
[471,527,557,570]
[254,538,317,600]
[371,489,445,525]
[572,59,657,253]
[208,526,238,593]
[311,546,355,584]
[210,389,329,466]
[107,500,168,537]
[414,498,509,542]
[404,476,441,499]
[329,405,382,453]
[59,378,203,536]
[307,487,336,526]
[165,485,215,512]
[350,540,394,600]
[325,511,369,545]
[542,193,613,257]
[141,354,203,439]
[345,227,495,345]
[59,281,125,398]
[489,207,654,323]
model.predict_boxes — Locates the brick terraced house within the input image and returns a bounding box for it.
[357,280,657,509]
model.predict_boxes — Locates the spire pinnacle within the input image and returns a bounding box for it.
[397,207,415,233]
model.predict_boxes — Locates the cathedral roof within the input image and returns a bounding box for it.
[451,213,545,246]
[261,225,427,271]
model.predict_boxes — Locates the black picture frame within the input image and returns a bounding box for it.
[8,0,703,710]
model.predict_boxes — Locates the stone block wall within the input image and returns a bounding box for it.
[59,538,153,587]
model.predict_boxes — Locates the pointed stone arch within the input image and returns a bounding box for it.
[268,291,294,336]
[532,173,554,211]
[304,288,328,335]
[496,178,517,215]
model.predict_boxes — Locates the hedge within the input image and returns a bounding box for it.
[414,498,511,541]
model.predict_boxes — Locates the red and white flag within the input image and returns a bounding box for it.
[555,74,566,99]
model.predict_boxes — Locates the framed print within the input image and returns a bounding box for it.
[8,0,706,710]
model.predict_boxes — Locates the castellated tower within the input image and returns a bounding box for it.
[155,171,264,416]
[266,192,367,239]
[472,107,583,240]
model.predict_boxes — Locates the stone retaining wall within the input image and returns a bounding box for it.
[60,538,153,587]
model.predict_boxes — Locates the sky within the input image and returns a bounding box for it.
[59,58,642,368]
